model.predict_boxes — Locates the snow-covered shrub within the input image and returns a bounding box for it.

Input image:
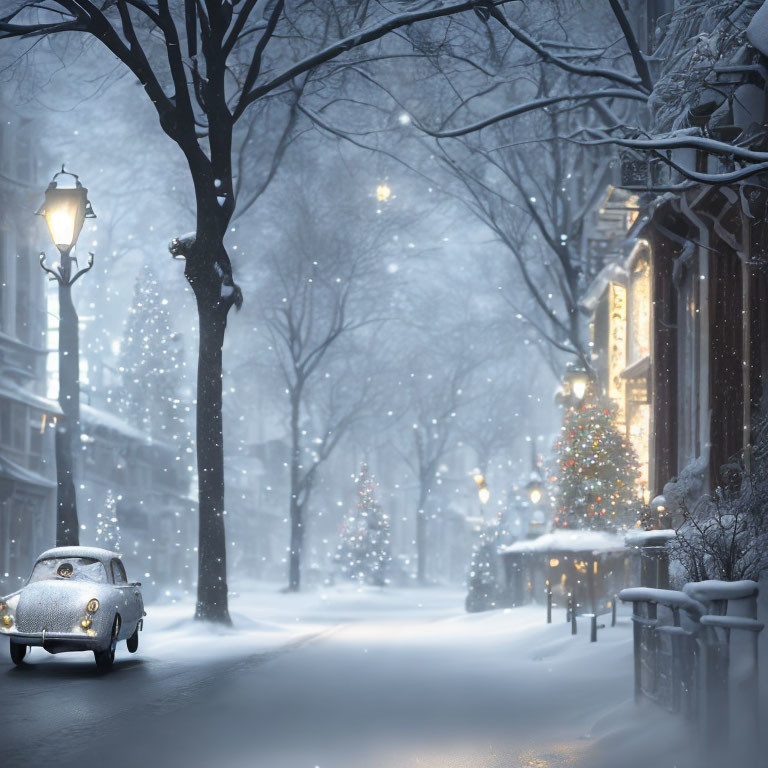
[671,409,768,582]
[465,531,501,613]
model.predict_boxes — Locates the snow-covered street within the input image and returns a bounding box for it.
[1,585,692,768]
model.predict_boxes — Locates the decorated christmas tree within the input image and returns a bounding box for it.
[553,392,642,531]
[118,266,189,444]
[335,462,391,585]
[95,489,121,551]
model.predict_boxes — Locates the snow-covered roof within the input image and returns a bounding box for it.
[36,546,121,564]
[501,529,627,555]
[0,379,62,415]
[581,262,628,312]
[624,529,676,547]
[81,403,162,446]
[0,453,56,490]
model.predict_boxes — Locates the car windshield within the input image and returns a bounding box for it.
[28,557,108,584]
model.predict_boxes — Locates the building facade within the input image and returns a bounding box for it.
[77,403,197,601]
[584,3,768,522]
[0,103,59,591]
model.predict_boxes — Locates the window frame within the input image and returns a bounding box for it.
[110,558,128,585]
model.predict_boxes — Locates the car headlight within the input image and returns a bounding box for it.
[0,594,19,631]
[87,599,99,614]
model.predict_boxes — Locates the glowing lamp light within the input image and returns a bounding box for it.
[562,364,590,403]
[472,473,485,487]
[478,486,490,505]
[376,183,391,203]
[36,168,95,254]
[571,376,588,401]
[529,487,543,505]
[549,558,560,568]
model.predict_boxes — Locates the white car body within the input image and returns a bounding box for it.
[0,546,145,667]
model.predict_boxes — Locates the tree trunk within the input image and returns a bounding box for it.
[56,278,80,547]
[288,391,303,591]
[193,298,232,624]
[416,483,428,584]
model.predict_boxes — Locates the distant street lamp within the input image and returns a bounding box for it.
[37,167,96,547]
[526,437,544,505]
[376,183,391,203]
[473,472,490,506]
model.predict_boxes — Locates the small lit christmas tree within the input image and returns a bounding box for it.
[465,528,501,612]
[118,266,188,444]
[95,489,121,551]
[553,392,642,531]
[335,462,391,585]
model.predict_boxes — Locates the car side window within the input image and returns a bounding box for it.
[111,559,128,585]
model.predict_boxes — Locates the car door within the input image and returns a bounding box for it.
[111,559,141,634]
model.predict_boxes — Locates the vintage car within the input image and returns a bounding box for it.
[0,546,145,672]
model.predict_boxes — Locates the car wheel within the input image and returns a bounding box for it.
[126,624,139,654]
[9,642,26,667]
[94,615,120,673]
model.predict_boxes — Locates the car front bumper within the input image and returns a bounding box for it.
[6,630,103,653]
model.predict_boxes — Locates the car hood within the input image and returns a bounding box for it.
[16,580,112,634]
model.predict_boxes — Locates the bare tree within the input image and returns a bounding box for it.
[387,293,482,583]
[0,0,513,621]
[410,1,768,187]
[256,171,395,591]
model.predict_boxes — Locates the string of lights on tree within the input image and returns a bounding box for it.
[552,391,642,531]
[335,462,391,585]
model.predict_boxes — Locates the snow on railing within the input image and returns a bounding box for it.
[620,580,763,761]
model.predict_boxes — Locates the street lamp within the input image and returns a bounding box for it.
[473,472,490,505]
[37,170,94,255]
[556,362,591,408]
[563,363,590,402]
[528,484,543,505]
[376,183,391,203]
[37,167,96,548]
[526,437,543,505]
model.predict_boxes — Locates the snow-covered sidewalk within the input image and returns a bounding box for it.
[137,582,693,767]
[3,583,697,767]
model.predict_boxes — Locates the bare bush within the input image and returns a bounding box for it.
[671,410,768,582]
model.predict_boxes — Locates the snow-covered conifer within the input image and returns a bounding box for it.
[118,266,188,444]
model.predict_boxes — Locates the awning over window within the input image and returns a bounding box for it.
[620,355,650,380]
[0,453,56,492]
[0,380,62,416]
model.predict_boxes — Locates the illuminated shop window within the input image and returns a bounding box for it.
[629,246,651,362]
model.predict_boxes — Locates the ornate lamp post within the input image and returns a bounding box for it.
[36,168,96,547]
